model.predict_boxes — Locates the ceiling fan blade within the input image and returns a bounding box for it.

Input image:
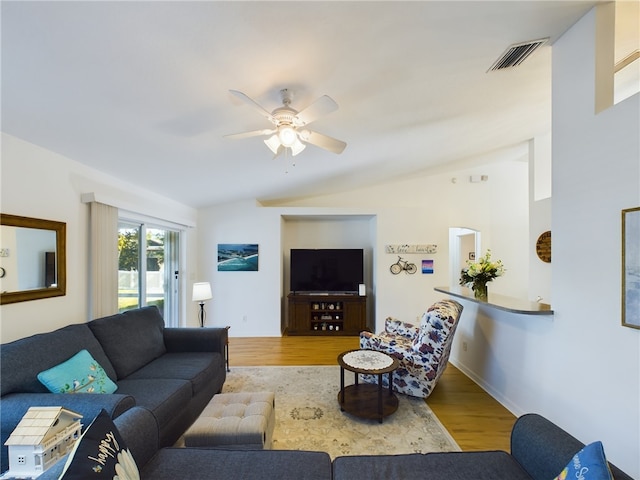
[229,90,277,124]
[294,95,339,126]
[225,128,275,140]
[300,130,347,154]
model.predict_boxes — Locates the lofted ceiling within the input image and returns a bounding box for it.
[1,1,600,208]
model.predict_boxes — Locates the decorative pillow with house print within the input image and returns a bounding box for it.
[37,349,118,394]
[59,409,139,479]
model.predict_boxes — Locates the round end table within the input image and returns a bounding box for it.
[337,349,399,423]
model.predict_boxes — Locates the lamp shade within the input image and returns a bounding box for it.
[192,282,212,302]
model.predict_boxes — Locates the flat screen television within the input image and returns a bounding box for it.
[290,248,364,294]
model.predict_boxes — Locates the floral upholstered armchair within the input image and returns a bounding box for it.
[359,299,463,398]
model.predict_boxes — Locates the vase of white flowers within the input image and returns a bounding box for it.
[459,250,505,299]
[473,280,489,299]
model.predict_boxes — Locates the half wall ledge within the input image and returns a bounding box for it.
[434,286,554,316]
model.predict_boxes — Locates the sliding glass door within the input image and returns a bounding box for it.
[117,221,180,324]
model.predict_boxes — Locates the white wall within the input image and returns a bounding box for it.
[195,200,284,335]
[276,159,531,301]
[0,133,197,343]
[446,9,640,475]
[437,8,639,476]
[196,158,530,337]
[549,7,639,475]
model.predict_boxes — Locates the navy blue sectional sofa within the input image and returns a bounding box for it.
[34,408,632,480]
[332,413,633,479]
[0,306,227,473]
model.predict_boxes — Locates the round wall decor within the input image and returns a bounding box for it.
[536,231,551,263]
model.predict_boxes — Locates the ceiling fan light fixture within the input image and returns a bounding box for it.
[264,134,281,155]
[290,138,306,156]
[277,125,297,147]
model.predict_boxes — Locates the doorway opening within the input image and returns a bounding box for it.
[449,227,481,288]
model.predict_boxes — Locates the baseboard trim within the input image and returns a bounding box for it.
[449,357,526,418]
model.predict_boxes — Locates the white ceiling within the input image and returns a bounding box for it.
[2,1,599,208]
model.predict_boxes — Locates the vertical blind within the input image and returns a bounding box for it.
[89,201,118,318]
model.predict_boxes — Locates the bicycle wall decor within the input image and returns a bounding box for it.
[390,256,417,274]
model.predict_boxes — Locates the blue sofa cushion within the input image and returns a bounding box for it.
[59,409,139,479]
[0,323,117,396]
[115,378,192,430]
[123,352,224,396]
[141,448,333,480]
[88,306,166,379]
[332,451,532,480]
[552,441,613,480]
[37,349,118,394]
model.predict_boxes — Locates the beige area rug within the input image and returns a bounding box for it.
[218,366,460,458]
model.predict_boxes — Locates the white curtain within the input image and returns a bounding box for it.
[89,201,118,318]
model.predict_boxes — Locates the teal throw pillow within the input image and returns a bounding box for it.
[37,349,118,394]
[59,409,139,479]
[552,441,613,480]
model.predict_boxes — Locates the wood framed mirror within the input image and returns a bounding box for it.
[0,214,66,305]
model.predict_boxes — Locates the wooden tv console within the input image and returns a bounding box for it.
[287,293,367,336]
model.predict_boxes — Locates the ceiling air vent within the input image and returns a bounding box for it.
[488,38,549,72]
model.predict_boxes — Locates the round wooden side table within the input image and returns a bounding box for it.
[337,349,399,423]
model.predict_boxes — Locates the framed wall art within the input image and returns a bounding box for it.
[622,207,640,329]
[217,244,259,272]
[421,259,434,274]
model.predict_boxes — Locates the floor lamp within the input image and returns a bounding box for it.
[192,282,212,327]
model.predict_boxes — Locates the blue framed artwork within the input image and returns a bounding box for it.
[217,244,259,272]
[622,207,640,329]
[421,259,434,274]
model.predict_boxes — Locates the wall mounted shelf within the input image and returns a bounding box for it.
[434,286,553,316]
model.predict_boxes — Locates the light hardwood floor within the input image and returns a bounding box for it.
[228,335,516,452]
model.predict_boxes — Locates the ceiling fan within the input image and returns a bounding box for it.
[225,89,347,157]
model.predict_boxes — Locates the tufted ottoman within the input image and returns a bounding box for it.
[184,391,275,449]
